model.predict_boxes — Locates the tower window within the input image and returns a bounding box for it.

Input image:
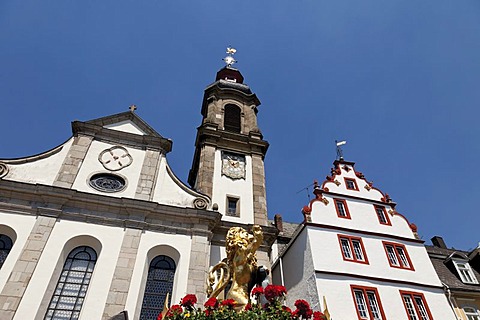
[226,196,240,217]
[224,104,241,133]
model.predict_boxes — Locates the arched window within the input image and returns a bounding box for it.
[139,255,176,320]
[224,104,241,133]
[0,234,13,268]
[44,246,97,320]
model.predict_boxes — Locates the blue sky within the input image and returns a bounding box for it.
[1,1,479,250]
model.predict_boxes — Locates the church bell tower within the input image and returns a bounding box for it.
[188,49,269,225]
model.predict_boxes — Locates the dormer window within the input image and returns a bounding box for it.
[224,104,241,133]
[453,259,478,284]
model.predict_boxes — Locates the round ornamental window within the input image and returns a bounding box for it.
[89,173,126,193]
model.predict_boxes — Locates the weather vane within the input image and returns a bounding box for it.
[223,46,237,67]
[335,140,346,160]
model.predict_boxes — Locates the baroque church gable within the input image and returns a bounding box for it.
[0,110,209,209]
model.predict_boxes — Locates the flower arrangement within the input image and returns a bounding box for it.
[157,285,326,320]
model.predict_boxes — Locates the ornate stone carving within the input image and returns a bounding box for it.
[98,146,133,171]
[193,197,208,210]
[0,162,8,179]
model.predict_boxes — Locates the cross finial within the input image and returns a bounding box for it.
[129,105,137,112]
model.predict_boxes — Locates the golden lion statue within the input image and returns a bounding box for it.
[206,225,263,311]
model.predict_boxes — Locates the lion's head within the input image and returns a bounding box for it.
[225,227,257,267]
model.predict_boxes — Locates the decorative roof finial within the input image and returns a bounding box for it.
[129,105,137,113]
[335,140,347,160]
[223,46,237,67]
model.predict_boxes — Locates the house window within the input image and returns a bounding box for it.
[338,235,368,264]
[334,199,351,219]
[44,246,97,320]
[400,291,433,320]
[383,242,414,270]
[374,205,391,225]
[226,196,240,217]
[140,255,176,320]
[463,306,480,320]
[345,178,359,191]
[453,259,478,284]
[0,234,13,269]
[351,285,385,320]
[224,104,241,133]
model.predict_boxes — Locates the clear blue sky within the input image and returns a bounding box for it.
[1,1,479,250]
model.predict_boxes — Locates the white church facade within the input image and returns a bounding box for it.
[0,64,276,320]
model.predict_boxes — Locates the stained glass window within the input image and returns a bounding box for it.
[44,246,97,320]
[140,255,176,320]
[0,234,13,268]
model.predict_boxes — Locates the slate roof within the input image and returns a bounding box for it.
[426,245,480,293]
[269,219,301,253]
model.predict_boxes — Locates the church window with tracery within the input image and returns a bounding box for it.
[140,255,176,320]
[44,246,97,320]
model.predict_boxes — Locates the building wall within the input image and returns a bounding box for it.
[211,150,254,224]
[315,274,456,319]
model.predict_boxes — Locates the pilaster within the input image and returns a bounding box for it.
[251,154,267,226]
[53,135,93,188]
[135,149,161,201]
[194,145,216,197]
[0,216,56,320]
[102,229,142,319]
[186,232,212,304]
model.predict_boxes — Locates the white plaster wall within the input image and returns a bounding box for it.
[0,212,36,292]
[14,220,125,320]
[103,120,146,135]
[152,157,198,207]
[315,274,456,320]
[307,226,442,286]
[3,139,73,185]
[322,164,385,202]
[72,140,146,198]
[125,231,192,316]
[310,195,414,238]
[211,150,254,224]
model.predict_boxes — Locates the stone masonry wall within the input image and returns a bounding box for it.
[251,154,267,226]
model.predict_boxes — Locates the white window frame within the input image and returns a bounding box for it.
[463,306,480,320]
[453,259,478,284]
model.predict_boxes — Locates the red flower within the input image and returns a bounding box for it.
[156,312,162,320]
[251,286,264,297]
[245,303,252,311]
[221,299,236,309]
[165,304,183,317]
[264,285,287,302]
[204,297,219,309]
[181,294,197,308]
[294,299,313,319]
[282,305,293,315]
[313,311,326,320]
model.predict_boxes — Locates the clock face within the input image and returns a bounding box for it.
[221,152,246,179]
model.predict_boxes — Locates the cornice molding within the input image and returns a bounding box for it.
[0,180,221,237]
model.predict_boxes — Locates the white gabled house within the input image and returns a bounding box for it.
[272,159,456,320]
